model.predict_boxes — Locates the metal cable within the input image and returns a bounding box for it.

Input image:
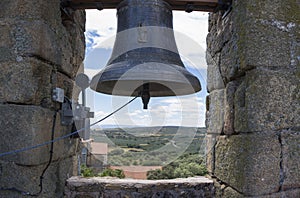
[0,96,138,158]
[0,96,138,196]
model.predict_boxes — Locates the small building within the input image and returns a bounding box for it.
[87,142,108,173]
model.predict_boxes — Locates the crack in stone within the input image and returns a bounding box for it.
[214,177,246,196]
[4,102,39,106]
[277,132,284,192]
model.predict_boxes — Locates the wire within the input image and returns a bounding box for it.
[0,110,58,196]
[31,110,57,196]
[0,96,138,196]
[0,96,138,158]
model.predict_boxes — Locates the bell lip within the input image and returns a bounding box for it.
[90,61,201,97]
[90,78,201,97]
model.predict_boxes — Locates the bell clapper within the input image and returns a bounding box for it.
[141,83,150,110]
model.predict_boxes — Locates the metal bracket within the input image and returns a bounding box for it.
[60,101,94,126]
[52,88,65,103]
[60,101,73,126]
[73,104,94,121]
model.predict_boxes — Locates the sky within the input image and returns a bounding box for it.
[81,9,209,128]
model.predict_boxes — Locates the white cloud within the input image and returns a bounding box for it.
[86,9,117,48]
[117,95,206,127]
[173,11,208,49]
[85,10,208,51]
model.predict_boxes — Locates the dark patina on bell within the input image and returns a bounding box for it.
[90,0,201,109]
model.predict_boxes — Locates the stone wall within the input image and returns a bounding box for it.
[0,0,85,197]
[206,0,300,197]
[65,177,215,198]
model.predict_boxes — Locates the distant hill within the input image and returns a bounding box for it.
[91,126,206,157]
[93,126,206,135]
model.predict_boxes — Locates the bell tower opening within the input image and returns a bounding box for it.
[80,2,210,178]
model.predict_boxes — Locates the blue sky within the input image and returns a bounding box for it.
[82,9,209,128]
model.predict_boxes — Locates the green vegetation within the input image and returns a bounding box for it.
[81,165,95,177]
[90,126,208,179]
[91,126,206,166]
[98,168,125,178]
[80,165,125,178]
[147,154,208,179]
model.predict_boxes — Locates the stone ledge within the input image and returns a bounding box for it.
[65,176,215,198]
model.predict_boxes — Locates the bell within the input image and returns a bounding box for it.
[90,0,201,109]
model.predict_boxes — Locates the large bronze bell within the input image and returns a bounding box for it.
[90,0,201,109]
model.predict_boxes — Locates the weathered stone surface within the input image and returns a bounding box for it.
[237,0,300,23]
[233,0,300,69]
[0,1,84,197]
[0,156,75,198]
[0,104,78,165]
[55,72,76,100]
[65,177,215,198]
[207,1,300,197]
[0,58,52,105]
[207,11,241,83]
[60,28,85,78]
[206,89,225,134]
[212,180,225,198]
[224,80,240,135]
[0,22,14,62]
[0,15,85,78]
[205,134,217,174]
[214,133,281,196]
[0,58,76,107]
[255,189,300,198]
[0,0,61,28]
[219,39,240,83]
[207,1,300,83]
[206,53,225,92]
[207,11,234,57]
[61,11,86,78]
[235,68,300,132]
[281,131,300,190]
[222,186,243,198]
[241,20,294,69]
[11,20,63,65]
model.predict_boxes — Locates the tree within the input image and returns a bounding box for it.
[147,154,207,180]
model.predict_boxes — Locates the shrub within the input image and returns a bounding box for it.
[147,154,207,180]
[81,165,95,177]
[98,168,125,178]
